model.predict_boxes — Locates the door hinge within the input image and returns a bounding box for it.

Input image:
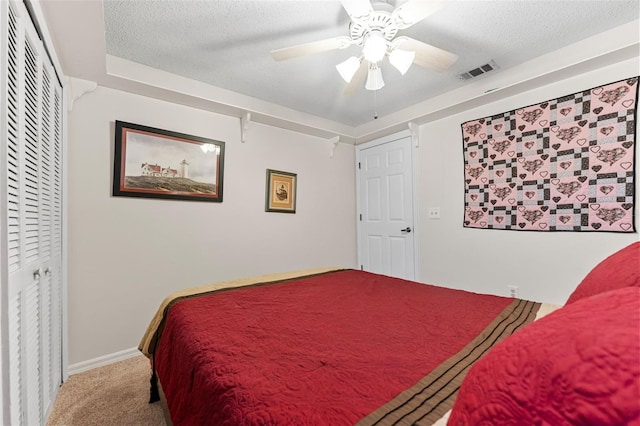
[360,265,364,271]
[358,162,361,170]
[359,214,362,221]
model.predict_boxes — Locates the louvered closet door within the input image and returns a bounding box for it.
[6,2,25,424]
[39,41,64,421]
[3,1,64,424]
[48,60,64,418]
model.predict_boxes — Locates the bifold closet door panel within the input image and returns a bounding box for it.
[2,1,64,424]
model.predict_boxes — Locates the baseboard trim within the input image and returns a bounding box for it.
[68,347,141,375]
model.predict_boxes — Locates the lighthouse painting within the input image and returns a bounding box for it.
[113,121,225,202]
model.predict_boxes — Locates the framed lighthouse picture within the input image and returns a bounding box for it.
[112,121,225,202]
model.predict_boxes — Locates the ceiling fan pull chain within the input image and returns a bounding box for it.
[374,89,378,119]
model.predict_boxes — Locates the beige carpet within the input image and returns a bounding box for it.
[47,355,167,426]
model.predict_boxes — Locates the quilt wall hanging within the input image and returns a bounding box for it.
[462,77,638,232]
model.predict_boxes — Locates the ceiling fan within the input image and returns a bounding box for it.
[270,0,458,94]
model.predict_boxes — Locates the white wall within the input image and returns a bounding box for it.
[67,86,357,365]
[67,56,639,364]
[415,58,639,305]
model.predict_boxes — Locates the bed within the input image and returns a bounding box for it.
[139,242,639,425]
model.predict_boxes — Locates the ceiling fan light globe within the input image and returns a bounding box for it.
[336,56,361,83]
[389,48,415,75]
[365,64,385,91]
[362,31,387,63]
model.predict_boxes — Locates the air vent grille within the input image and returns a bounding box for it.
[458,60,499,81]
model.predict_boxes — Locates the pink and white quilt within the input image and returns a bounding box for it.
[462,77,638,232]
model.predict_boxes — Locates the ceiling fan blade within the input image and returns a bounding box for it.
[340,0,373,21]
[392,0,444,29]
[344,59,368,95]
[394,36,458,71]
[270,36,352,61]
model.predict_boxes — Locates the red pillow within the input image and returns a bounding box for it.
[566,241,640,304]
[448,287,640,426]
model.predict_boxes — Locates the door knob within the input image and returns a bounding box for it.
[401,227,412,233]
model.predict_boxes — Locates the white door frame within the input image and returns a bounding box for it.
[356,129,419,280]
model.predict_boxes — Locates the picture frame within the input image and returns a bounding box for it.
[265,169,297,213]
[113,121,225,202]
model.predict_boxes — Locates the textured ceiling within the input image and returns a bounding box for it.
[102,0,639,127]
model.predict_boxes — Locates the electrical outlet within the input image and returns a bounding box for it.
[508,285,519,298]
[428,207,441,219]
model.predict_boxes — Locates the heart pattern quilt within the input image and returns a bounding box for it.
[462,77,638,232]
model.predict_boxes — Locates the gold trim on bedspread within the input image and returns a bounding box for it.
[357,299,542,426]
[138,267,344,358]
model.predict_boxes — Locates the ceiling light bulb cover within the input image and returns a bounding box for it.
[336,56,361,83]
[362,31,387,63]
[365,64,385,91]
[389,48,415,75]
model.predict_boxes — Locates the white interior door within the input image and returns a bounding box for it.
[357,135,415,280]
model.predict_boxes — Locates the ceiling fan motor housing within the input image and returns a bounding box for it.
[349,11,399,45]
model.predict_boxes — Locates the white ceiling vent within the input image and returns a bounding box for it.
[458,60,499,81]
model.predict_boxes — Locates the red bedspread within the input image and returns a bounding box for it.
[154,270,530,425]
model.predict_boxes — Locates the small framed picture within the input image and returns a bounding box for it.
[265,169,297,213]
[113,121,225,202]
